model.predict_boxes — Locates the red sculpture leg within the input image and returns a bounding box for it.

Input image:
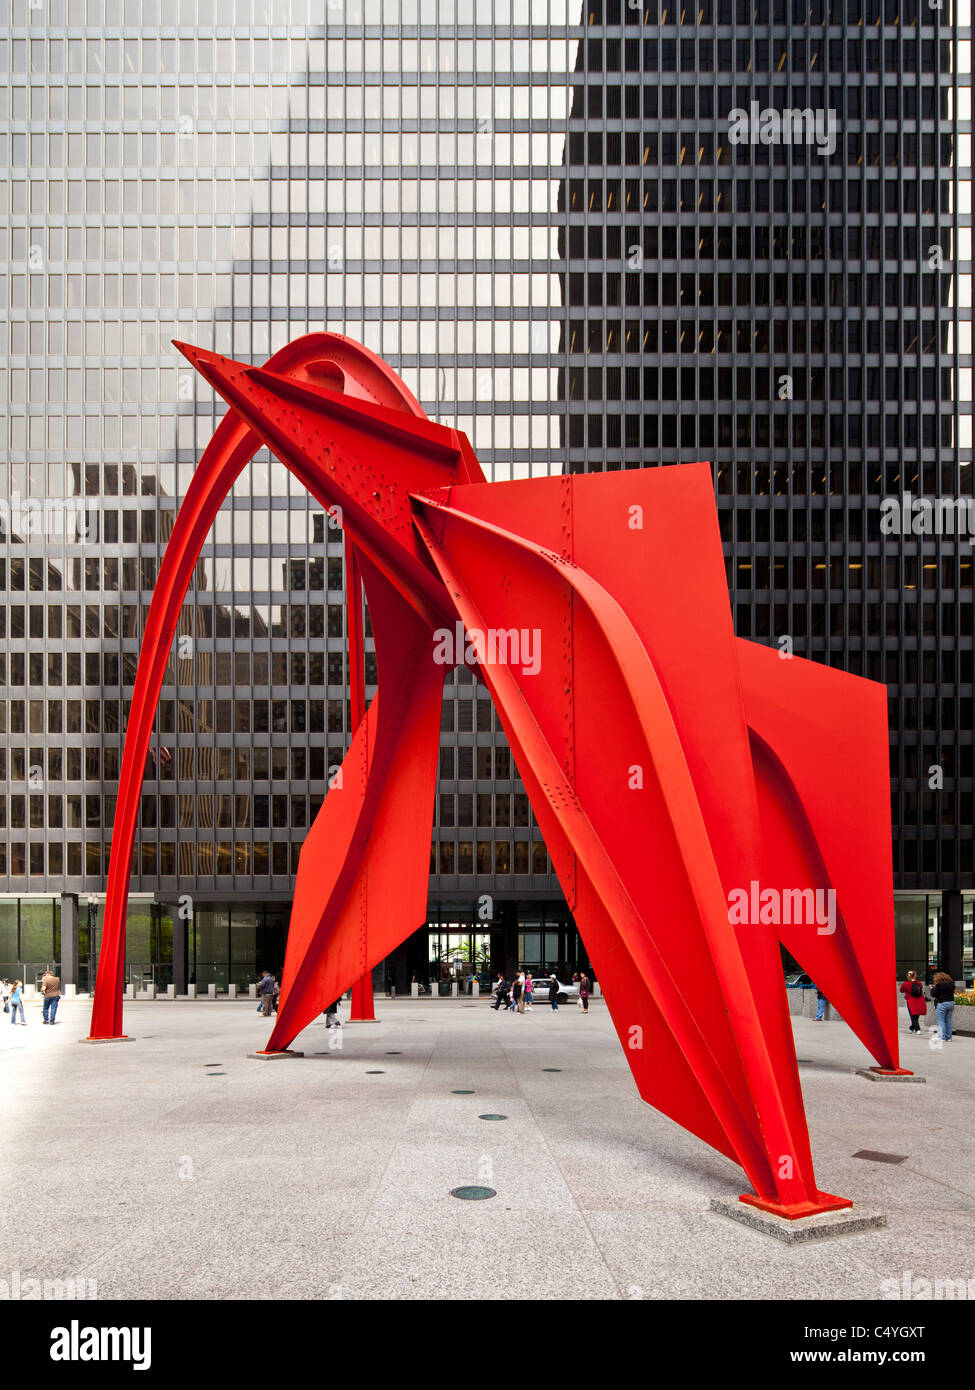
[410,467,849,1215]
[263,554,444,1051]
[344,543,376,1023]
[89,333,360,1038]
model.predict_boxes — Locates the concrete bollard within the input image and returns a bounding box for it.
[125,983,136,1000]
[227,983,237,999]
[137,983,156,1000]
[63,983,77,998]
[166,984,175,999]
[207,983,217,999]
[187,983,197,999]
[248,983,257,999]
[411,982,419,998]
[472,981,480,999]
[451,981,459,998]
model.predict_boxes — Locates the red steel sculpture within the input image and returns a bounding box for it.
[89,332,908,1220]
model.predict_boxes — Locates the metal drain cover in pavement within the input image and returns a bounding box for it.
[853,1150,909,1164]
[452,1089,475,1094]
[450,1186,497,1201]
[479,1113,507,1121]
[207,1072,226,1077]
[365,1070,385,1074]
[542,1068,561,1073]
[385,1051,402,1055]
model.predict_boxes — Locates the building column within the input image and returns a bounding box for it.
[60,892,79,988]
[941,889,963,982]
[498,901,518,978]
[173,906,188,996]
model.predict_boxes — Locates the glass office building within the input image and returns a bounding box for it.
[0,0,971,992]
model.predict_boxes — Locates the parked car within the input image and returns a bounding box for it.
[529,976,580,1004]
[784,971,814,989]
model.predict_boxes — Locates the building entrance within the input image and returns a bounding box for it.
[427,926,492,995]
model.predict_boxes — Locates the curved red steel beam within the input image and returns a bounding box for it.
[89,332,478,1040]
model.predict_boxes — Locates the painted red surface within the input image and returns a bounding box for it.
[89,333,903,1217]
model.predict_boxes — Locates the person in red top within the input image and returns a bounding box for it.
[899,970,927,1034]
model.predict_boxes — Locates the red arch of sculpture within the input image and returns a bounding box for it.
[88,332,906,1220]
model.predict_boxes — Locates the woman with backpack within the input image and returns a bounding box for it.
[899,970,927,1034]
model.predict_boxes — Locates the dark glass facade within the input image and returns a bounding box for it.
[556,0,972,978]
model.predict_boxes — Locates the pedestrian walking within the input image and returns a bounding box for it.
[272,976,281,1014]
[40,969,61,1025]
[8,980,25,1026]
[579,972,590,1014]
[899,971,928,1034]
[257,969,275,1017]
[931,970,956,1042]
[512,971,524,1014]
[815,985,827,1021]
[548,974,559,1012]
[324,997,342,1027]
[1,979,10,1016]
[491,974,508,1011]
[524,972,534,1010]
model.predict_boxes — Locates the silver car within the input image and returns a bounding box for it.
[525,976,580,1005]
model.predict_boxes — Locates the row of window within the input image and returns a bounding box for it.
[0,607,346,647]
[570,365,955,401]
[4,220,950,270]
[731,602,973,641]
[12,0,953,27]
[568,317,948,357]
[0,788,546,831]
[6,833,974,882]
[0,742,520,783]
[567,410,956,451]
[0,837,557,881]
[568,174,950,217]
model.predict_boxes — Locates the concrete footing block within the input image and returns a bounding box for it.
[227,983,237,999]
[78,1036,136,1045]
[187,984,196,999]
[856,1067,926,1083]
[247,1049,304,1060]
[207,983,217,999]
[710,1197,886,1244]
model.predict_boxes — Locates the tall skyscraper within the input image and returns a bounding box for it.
[0,0,970,991]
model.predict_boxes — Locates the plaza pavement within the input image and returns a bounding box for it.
[1,994,972,1301]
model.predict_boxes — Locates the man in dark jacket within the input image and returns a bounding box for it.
[492,974,508,1011]
[257,970,276,1017]
[548,974,560,1011]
